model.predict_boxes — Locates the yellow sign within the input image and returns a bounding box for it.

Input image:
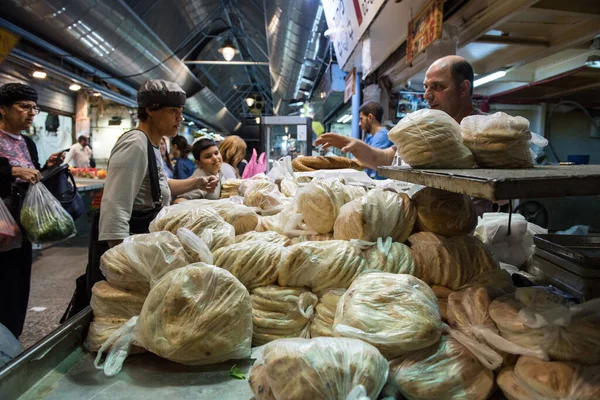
[406,0,443,64]
[0,28,19,65]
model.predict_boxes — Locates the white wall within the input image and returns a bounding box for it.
[90,106,133,165]
[30,112,73,165]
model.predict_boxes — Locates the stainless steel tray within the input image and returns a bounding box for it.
[533,234,600,267]
[534,247,600,278]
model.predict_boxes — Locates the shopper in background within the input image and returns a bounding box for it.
[171,135,194,179]
[218,134,247,178]
[358,101,393,179]
[316,55,493,214]
[63,135,93,168]
[159,137,174,179]
[0,83,64,337]
[175,138,232,202]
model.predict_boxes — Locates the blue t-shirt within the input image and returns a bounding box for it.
[364,127,393,179]
[173,157,195,179]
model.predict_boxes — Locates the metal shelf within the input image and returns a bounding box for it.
[377,165,600,201]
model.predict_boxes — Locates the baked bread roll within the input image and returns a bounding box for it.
[220,179,242,198]
[388,108,475,168]
[310,288,345,338]
[243,180,284,211]
[149,206,235,251]
[333,189,416,242]
[235,230,292,246]
[390,335,494,400]
[334,273,442,358]
[100,231,192,293]
[249,337,389,400]
[489,288,600,364]
[363,238,417,275]
[408,232,499,289]
[90,281,146,319]
[295,179,348,234]
[136,263,252,365]
[277,240,367,293]
[412,187,478,237]
[213,241,284,290]
[251,286,317,346]
[291,156,364,172]
[462,112,533,168]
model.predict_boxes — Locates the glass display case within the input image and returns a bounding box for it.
[262,116,315,171]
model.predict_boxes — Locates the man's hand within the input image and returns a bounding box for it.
[12,167,41,184]
[196,175,219,192]
[314,133,357,154]
[46,151,65,167]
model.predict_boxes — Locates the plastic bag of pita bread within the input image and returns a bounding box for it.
[235,230,292,246]
[310,288,346,338]
[249,337,389,400]
[90,281,146,319]
[388,109,475,168]
[94,263,252,376]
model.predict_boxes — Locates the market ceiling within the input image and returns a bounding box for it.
[0,0,330,133]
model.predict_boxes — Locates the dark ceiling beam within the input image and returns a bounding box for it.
[530,0,600,17]
[475,35,550,47]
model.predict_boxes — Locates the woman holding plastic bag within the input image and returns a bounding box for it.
[0,83,66,337]
[67,80,220,321]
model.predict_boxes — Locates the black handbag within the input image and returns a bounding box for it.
[41,164,84,220]
[61,132,162,322]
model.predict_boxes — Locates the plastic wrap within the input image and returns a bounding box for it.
[277,240,367,293]
[176,227,213,264]
[361,237,416,275]
[177,199,260,235]
[412,187,478,237]
[489,288,600,364]
[212,240,284,289]
[85,317,146,354]
[289,233,334,244]
[388,109,475,168]
[149,206,235,251]
[497,357,600,400]
[220,178,243,198]
[333,272,442,358]
[432,285,453,322]
[243,180,285,212]
[461,112,534,168]
[311,288,346,338]
[389,335,494,400]
[458,268,515,299]
[100,231,192,293]
[235,230,292,246]
[251,286,317,346]
[408,232,500,290]
[95,263,252,376]
[249,337,389,400]
[295,178,349,234]
[90,281,146,319]
[279,176,299,197]
[20,182,76,244]
[333,189,416,242]
[0,199,21,252]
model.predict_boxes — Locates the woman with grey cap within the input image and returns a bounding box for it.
[79,80,218,308]
[0,83,64,337]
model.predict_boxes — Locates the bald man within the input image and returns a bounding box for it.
[315,55,479,171]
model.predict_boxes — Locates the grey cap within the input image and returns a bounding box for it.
[137,79,186,108]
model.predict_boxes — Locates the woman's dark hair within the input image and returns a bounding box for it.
[161,138,174,172]
[171,135,192,157]
[192,138,217,161]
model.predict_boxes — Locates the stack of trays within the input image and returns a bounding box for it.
[528,234,600,302]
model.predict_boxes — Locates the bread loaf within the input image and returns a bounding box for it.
[310,288,345,338]
[235,230,292,246]
[90,281,146,319]
[295,179,349,234]
[412,187,478,237]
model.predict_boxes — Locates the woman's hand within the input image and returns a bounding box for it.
[46,151,65,167]
[196,175,219,192]
[12,167,41,184]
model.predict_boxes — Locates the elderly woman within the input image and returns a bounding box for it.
[81,80,218,306]
[0,83,64,337]
[218,134,247,178]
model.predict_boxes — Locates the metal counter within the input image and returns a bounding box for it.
[0,309,255,400]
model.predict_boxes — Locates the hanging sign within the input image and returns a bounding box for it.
[406,0,443,64]
[322,0,387,70]
[0,28,19,65]
[344,67,356,104]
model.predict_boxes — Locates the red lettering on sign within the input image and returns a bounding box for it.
[352,0,363,25]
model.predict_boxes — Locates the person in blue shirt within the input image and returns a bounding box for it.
[359,101,393,179]
[171,135,195,179]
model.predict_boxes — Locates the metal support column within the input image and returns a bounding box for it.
[351,72,362,139]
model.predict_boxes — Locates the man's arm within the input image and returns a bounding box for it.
[315,133,395,170]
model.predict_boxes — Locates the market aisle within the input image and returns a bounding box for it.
[20,236,88,350]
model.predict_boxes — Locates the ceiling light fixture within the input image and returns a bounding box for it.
[245,97,255,107]
[218,40,237,62]
[255,117,260,124]
[69,83,82,91]
[32,69,47,79]
[473,70,507,88]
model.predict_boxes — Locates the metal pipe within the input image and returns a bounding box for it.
[184,61,270,65]
[351,71,362,139]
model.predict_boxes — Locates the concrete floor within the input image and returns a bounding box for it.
[20,236,88,350]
